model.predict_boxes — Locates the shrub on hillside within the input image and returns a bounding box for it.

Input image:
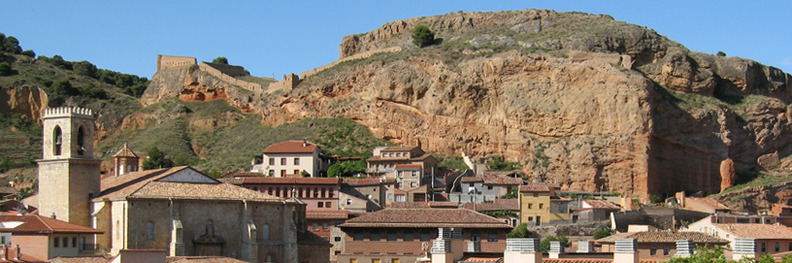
[507,223,539,238]
[212,57,228,64]
[412,25,435,48]
[0,62,12,76]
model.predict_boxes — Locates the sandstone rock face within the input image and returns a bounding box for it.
[142,9,792,201]
[758,152,781,170]
[0,86,48,120]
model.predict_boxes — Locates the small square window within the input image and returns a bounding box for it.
[281,158,287,165]
[318,202,324,208]
[294,158,300,165]
[326,202,332,208]
[335,237,341,242]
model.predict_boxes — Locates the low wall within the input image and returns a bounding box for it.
[198,63,263,93]
[300,46,402,79]
[157,55,196,72]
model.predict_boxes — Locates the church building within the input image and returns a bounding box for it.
[36,107,329,262]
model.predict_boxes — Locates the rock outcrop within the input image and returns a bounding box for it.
[0,86,48,120]
[142,9,792,201]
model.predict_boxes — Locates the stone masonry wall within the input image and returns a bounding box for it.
[198,63,263,93]
[300,46,402,79]
[157,55,196,72]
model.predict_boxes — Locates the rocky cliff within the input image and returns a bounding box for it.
[142,9,792,201]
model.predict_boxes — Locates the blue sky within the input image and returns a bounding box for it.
[2,1,790,79]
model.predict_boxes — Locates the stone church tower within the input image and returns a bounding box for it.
[37,107,101,227]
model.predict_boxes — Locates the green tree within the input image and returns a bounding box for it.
[0,156,15,172]
[411,25,435,48]
[73,61,98,78]
[21,50,35,57]
[0,62,12,76]
[327,160,366,177]
[143,147,173,169]
[2,36,22,54]
[540,235,569,252]
[507,223,539,238]
[592,226,615,239]
[501,188,519,199]
[212,57,229,64]
[717,51,727,57]
[51,78,79,96]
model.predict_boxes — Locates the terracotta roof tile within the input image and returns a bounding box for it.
[482,175,523,185]
[306,210,349,220]
[380,146,419,152]
[463,199,519,211]
[166,256,249,263]
[340,207,511,229]
[596,231,728,244]
[262,141,318,154]
[0,214,103,234]
[342,178,395,186]
[49,256,113,263]
[520,182,552,192]
[390,202,459,209]
[584,200,621,210]
[686,197,730,210]
[461,176,484,183]
[712,223,792,239]
[113,145,139,158]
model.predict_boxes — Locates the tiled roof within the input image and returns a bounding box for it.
[543,259,664,263]
[390,202,459,209]
[113,144,139,158]
[340,207,511,229]
[306,210,349,220]
[520,182,552,192]
[482,175,523,185]
[262,141,319,154]
[381,146,419,152]
[686,197,730,210]
[483,170,522,177]
[166,256,249,263]
[596,231,728,244]
[461,176,484,183]
[584,199,621,210]
[96,166,281,202]
[0,214,103,234]
[49,256,113,263]
[464,199,519,211]
[342,178,394,186]
[712,223,792,240]
[238,177,339,185]
[395,164,422,170]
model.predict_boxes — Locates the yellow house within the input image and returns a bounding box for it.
[519,182,570,225]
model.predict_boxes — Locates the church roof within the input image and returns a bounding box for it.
[340,207,512,229]
[113,144,139,158]
[95,166,282,202]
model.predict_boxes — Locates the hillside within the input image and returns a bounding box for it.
[140,9,792,203]
[3,10,792,210]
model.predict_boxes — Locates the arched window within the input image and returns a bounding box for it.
[146,221,155,241]
[53,126,62,156]
[77,126,85,155]
[205,220,215,237]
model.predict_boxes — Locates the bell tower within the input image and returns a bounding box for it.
[37,107,101,227]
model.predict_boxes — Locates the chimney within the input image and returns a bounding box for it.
[675,240,694,258]
[549,241,564,258]
[302,138,307,147]
[14,244,19,260]
[732,238,757,261]
[577,240,594,253]
[613,238,638,263]
[504,238,541,263]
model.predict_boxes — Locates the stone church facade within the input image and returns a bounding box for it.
[37,107,329,262]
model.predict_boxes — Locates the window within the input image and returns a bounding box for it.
[280,170,286,176]
[373,259,381,263]
[776,242,781,252]
[663,248,670,255]
[528,203,533,209]
[335,237,341,242]
[54,237,59,247]
[346,199,352,205]
[329,190,334,198]
[313,223,319,231]
[403,232,414,241]
[326,202,332,208]
[321,188,326,198]
[392,259,400,263]
[269,158,275,165]
[294,158,300,165]
[146,221,155,241]
[262,224,270,240]
[762,242,766,252]
[268,187,273,195]
[77,126,86,155]
[420,233,431,241]
[533,193,538,197]
[487,185,494,190]
[350,259,357,263]
[53,126,62,156]
[268,170,274,176]
[294,170,300,175]
[650,248,657,255]
[539,203,544,209]
[323,223,328,231]
[528,217,534,221]
[395,195,405,202]
[387,232,397,241]
[370,232,381,241]
[488,233,498,242]
[63,237,68,247]
[318,202,324,208]
[396,153,401,157]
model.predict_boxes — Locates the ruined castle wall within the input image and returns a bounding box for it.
[157,55,197,72]
[267,74,300,93]
[198,62,263,94]
[300,46,402,79]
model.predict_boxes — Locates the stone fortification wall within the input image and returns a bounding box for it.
[198,62,263,93]
[300,46,402,79]
[157,55,196,72]
[267,73,301,93]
